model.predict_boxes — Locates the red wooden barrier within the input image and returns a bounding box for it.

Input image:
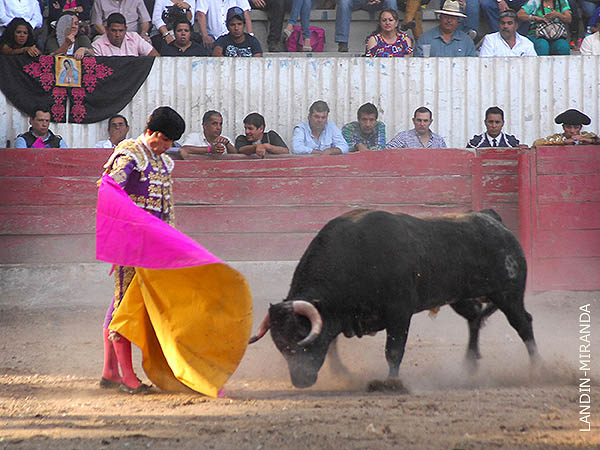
[0,147,520,264]
[519,146,600,291]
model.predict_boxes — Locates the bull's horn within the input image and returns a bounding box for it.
[293,300,323,347]
[249,313,270,344]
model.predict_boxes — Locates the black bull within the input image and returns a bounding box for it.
[250,209,538,388]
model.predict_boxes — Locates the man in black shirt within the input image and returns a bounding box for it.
[212,6,263,56]
[234,112,288,157]
[160,18,210,56]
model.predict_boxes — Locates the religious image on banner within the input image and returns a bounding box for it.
[55,56,81,87]
[0,55,154,124]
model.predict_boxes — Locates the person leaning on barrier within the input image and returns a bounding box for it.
[414,0,476,57]
[479,9,537,56]
[46,12,94,59]
[0,17,41,56]
[387,106,447,149]
[292,100,349,155]
[14,106,68,148]
[212,6,262,56]
[365,9,413,57]
[234,113,289,158]
[91,0,151,41]
[92,12,159,56]
[160,18,210,55]
[96,115,130,148]
[341,103,387,152]
[466,106,522,148]
[179,110,237,158]
[532,109,600,147]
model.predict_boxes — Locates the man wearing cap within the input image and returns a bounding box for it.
[533,109,600,147]
[479,10,537,56]
[414,0,476,57]
[196,0,253,49]
[466,106,522,148]
[213,6,263,56]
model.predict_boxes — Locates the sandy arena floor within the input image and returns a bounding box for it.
[1,290,599,449]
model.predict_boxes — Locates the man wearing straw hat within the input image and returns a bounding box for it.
[414,0,476,57]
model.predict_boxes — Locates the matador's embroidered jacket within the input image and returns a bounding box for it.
[102,137,175,226]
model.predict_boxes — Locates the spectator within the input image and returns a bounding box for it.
[400,0,424,41]
[0,0,43,36]
[95,115,130,148]
[92,13,159,56]
[481,0,529,36]
[579,8,600,54]
[151,0,194,51]
[234,112,289,157]
[466,106,521,148]
[160,18,209,54]
[414,0,476,57]
[387,106,447,148]
[46,13,94,58]
[532,109,600,146]
[15,107,68,148]
[365,9,413,57]
[213,6,263,56]
[461,0,481,40]
[517,0,571,55]
[196,0,253,50]
[479,9,537,56]
[0,17,41,56]
[91,0,152,40]
[180,110,236,158]
[335,0,397,52]
[282,0,312,52]
[48,0,93,24]
[250,0,285,52]
[292,100,349,155]
[341,102,387,151]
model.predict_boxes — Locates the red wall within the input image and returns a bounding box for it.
[0,147,520,265]
[519,146,600,291]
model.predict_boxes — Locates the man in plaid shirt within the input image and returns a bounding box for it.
[387,106,447,149]
[341,103,387,152]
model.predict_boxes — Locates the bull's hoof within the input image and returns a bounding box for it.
[366,378,409,394]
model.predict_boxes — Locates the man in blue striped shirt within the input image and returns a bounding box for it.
[387,106,447,149]
[341,103,387,152]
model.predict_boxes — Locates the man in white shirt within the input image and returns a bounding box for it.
[479,10,537,57]
[0,0,43,33]
[96,115,130,148]
[195,0,253,48]
[180,110,236,158]
[580,30,600,55]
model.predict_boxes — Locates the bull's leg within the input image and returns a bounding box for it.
[491,291,538,362]
[450,299,484,363]
[450,299,499,365]
[385,314,412,378]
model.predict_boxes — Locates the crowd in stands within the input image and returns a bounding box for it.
[1,0,599,56]
[14,101,599,150]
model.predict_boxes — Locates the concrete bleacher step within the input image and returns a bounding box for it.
[250,8,439,53]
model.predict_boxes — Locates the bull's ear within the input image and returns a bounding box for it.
[312,299,322,310]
